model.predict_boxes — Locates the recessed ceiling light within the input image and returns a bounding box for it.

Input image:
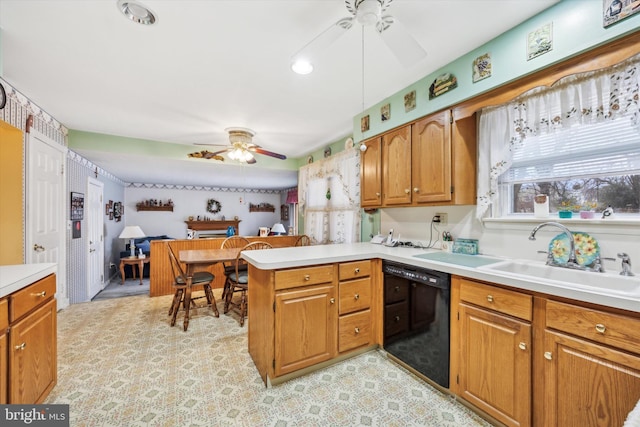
[117,0,157,25]
[291,59,313,75]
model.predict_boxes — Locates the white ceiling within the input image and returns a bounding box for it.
[0,0,558,189]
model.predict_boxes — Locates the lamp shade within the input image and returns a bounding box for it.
[119,226,146,239]
[271,223,286,235]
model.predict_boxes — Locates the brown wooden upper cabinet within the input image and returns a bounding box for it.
[359,109,476,208]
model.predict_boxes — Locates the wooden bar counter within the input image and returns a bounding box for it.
[149,235,299,297]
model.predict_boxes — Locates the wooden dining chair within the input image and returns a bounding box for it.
[220,236,250,301]
[294,234,311,246]
[224,241,272,326]
[167,243,218,331]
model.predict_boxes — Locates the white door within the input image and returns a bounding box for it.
[26,129,68,309]
[87,177,104,299]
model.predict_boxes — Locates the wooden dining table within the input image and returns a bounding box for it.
[177,247,243,330]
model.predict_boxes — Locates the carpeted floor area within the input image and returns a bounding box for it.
[48,291,494,426]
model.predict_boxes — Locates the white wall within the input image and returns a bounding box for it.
[123,186,283,241]
[380,206,640,274]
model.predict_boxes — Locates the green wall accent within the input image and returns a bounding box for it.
[352,0,640,142]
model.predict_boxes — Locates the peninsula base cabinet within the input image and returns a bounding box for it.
[451,276,640,427]
[2,273,57,404]
[249,260,381,386]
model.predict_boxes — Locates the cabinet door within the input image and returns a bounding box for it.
[458,303,531,427]
[412,110,452,203]
[542,330,640,427]
[0,332,7,404]
[382,126,412,205]
[9,298,57,404]
[274,284,336,376]
[360,137,382,207]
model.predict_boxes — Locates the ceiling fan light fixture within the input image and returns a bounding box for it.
[356,0,382,26]
[291,58,314,75]
[117,0,157,25]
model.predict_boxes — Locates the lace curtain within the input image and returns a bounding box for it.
[476,53,640,219]
[298,148,361,244]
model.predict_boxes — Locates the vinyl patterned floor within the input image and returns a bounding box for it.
[46,291,495,426]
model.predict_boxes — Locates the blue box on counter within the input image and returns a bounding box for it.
[452,238,479,255]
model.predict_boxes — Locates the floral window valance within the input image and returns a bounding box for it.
[476,52,640,219]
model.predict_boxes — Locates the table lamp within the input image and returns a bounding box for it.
[271,223,286,236]
[119,225,146,257]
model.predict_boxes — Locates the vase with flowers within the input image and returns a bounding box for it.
[558,201,580,219]
[579,201,598,219]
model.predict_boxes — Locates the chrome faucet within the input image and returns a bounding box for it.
[618,253,634,276]
[529,222,578,268]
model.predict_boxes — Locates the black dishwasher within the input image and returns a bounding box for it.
[383,261,451,388]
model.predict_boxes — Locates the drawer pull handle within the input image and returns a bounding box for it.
[15,342,26,351]
[394,315,400,322]
[518,342,527,351]
[354,268,360,274]
[595,324,606,334]
[304,275,310,281]
[33,291,46,297]
[354,327,360,334]
[544,351,553,360]
[354,293,360,300]
[487,295,494,302]
[330,298,335,304]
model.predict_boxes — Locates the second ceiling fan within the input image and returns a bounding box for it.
[291,0,427,74]
[190,127,287,164]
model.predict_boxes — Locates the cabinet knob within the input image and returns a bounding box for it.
[518,342,527,351]
[330,298,335,304]
[487,295,494,302]
[33,244,45,252]
[354,327,360,334]
[394,315,400,322]
[354,293,360,300]
[413,187,419,193]
[32,291,46,298]
[354,268,360,274]
[544,351,553,360]
[376,192,380,197]
[404,188,410,194]
[595,323,606,334]
[394,286,400,292]
[304,274,310,281]
[15,342,26,351]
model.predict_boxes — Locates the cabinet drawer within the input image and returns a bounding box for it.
[339,309,371,353]
[339,278,371,315]
[0,299,7,331]
[459,279,532,321]
[384,301,409,338]
[339,260,371,281]
[274,265,334,290]
[546,300,640,355]
[10,274,56,323]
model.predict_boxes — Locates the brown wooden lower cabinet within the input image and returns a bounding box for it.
[451,276,640,427]
[0,298,8,404]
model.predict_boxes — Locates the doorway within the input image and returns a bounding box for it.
[26,128,68,309]
[87,177,104,299]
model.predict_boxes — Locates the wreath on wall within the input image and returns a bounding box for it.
[207,199,222,214]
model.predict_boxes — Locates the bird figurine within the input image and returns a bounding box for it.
[601,205,614,219]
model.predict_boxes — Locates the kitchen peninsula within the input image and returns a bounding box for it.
[243,242,640,427]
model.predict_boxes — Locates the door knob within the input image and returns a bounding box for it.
[33,244,45,252]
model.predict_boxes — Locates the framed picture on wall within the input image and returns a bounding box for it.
[603,0,640,27]
[70,192,84,220]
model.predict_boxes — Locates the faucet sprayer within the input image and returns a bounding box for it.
[529,222,577,266]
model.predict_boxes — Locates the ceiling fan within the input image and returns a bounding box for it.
[188,127,287,165]
[291,0,427,74]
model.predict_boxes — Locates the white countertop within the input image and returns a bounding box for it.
[0,263,57,298]
[242,242,640,313]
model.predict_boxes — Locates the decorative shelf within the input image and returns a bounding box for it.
[249,203,275,213]
[136,205,174,212]
[185,220,240,231]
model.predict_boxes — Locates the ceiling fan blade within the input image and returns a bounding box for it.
[252,147,287,160]
[376,16,426,68]
[291,17,354,70]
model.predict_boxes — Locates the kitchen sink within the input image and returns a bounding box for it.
[479,260,640,297]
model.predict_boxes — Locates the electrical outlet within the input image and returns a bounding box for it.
[435,212,448,225]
